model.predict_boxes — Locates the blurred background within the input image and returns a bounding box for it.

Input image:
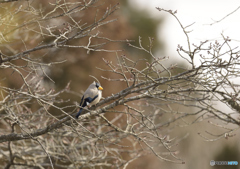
[0,0,239,168]
[126,1,240,169]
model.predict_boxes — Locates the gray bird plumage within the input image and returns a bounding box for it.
[76,81,103,118]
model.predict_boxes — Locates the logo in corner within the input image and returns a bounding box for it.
[210,160,215,166]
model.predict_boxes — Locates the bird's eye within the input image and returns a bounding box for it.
[96,83,99,88]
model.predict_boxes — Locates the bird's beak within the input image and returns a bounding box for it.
[98,86,103,90]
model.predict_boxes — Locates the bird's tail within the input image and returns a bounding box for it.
[76,109,83,119]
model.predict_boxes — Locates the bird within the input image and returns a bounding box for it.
[76,81,103,118]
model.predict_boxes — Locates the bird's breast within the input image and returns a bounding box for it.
[89,90,102,106]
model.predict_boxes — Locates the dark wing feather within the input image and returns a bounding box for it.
[76,95,98,119]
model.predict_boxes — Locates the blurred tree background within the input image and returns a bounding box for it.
[0,0,239,169]
[0,0,167,168]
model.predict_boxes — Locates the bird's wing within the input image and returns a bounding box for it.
[83,87,98,99]
[79,95,84,107]
[84,95,99,105]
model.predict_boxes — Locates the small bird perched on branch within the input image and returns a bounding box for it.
[76,81,103,118]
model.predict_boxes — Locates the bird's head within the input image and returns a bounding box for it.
[93,81,103,90]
